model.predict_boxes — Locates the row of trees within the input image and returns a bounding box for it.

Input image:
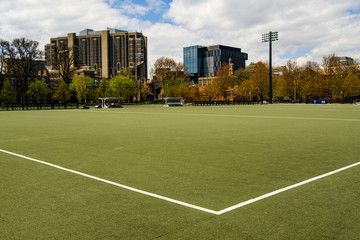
[0,38,43,105]
[0,74,138,105]
[151,55,360,103]
[0,37,143,105]
[1,37,359,105]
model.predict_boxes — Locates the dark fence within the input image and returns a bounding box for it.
[0,103,79,111]
[192,101,261,106]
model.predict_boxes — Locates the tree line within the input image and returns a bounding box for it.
[1,37,360,106]
[0,38,145,106]
[151,55,360,103]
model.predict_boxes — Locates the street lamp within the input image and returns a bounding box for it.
[262,31,278,104]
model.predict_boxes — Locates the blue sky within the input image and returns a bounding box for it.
[106,0,172,23]
[1,0,360,75]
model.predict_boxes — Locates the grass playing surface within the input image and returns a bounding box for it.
[1,104,360,239]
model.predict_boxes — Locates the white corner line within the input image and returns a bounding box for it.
[0,149,218,215]
[217,161,360,215]
[1,148,359,216]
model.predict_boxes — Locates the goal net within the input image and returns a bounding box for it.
[164,97,183,107]
[353,99,360,105]
[98,97,123,108]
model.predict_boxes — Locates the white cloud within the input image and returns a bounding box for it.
[164,0,360,66]
[0,0,359,78]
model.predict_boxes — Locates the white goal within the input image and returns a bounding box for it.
[353,99,360,105]
[164,97,183,107]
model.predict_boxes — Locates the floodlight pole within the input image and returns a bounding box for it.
[262,31,278,104]
[269,34,273,104]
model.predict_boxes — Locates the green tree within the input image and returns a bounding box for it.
[163,77,189,98]
[26,79,51,103]
[233,67,251,86]
[53,80,72,104]
[0,79,16,103]
[69,75,93,104]
[108,75,136,101]
[96,78,109,98]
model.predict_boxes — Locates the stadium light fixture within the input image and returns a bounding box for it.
[262,31,278,104]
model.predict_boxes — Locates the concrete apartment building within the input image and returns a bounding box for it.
[45,28,147,80]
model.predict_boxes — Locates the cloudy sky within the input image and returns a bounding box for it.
[1,0,360,75]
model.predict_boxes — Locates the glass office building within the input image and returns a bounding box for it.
[184,45,248,81]
[183,45,203,75]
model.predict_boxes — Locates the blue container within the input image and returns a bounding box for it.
[311,100,328,104]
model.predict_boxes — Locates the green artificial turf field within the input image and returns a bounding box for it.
[1,104,360,239]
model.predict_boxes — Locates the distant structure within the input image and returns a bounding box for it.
[337,56,354,64]
[183,45,248,83]
[45,27,147,79]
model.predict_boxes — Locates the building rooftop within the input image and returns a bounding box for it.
[79,27,127,36]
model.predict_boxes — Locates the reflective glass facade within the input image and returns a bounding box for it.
[183,45,203,74]
[183,45,248,80]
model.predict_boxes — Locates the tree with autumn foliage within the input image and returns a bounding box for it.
[151,56,188,98]
[213,64,234,100]
[249,62,269,102]
[329,55,360,101]
[151,56,186,84]
[236,79,253,101]
[298,61,322,102]
[277,60,301,100]
[203,83,217,101]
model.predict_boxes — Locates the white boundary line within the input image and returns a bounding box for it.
[0,149,217,215]
[1,148,359,215]
[86,110,360,122]
[217,161,360,215]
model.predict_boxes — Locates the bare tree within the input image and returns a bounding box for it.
[0,39,8,74]
[51,45,78,84]
[4,38,43,106]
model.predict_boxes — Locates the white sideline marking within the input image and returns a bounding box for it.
[0,149,217,215]
[93,111,360,122]
[217,161,360,215]
[1,148,359,216]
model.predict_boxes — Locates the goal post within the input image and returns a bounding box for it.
[164,97,184,107]
[353,99,360,105]
[98,97,123,108]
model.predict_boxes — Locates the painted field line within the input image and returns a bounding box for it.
[0,149,218,215]
[1,148,359,216]
[97,111,360,122]
[217,161,360,215]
